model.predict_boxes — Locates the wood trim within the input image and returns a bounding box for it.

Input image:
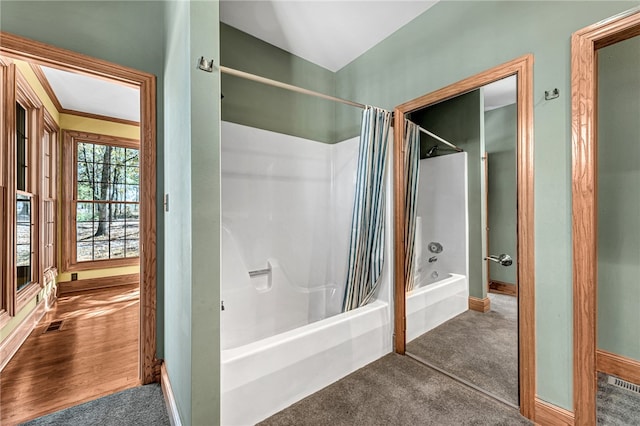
[571,10,640,426]
[468,296,491,313]
[3,63,16,317]
[596,349,640,385]
[489,280,517,296]
[0,299,46,372]
[534,397,575,426]
[161,362,183,426]
[60,109,140,127]
[60,129,140,272]
[393,108,406,354]
[393,54,536,419]
[59,273,139,294]
[29,63,63,112]
[1,31,157,385]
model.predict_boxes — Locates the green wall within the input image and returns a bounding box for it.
[411,90,486,299]
[0,0,166,357]
[597,36,640,362]
[220,23,336,143]
[336,0,640,410]
[485,104,518,286]
[164,1,221,424]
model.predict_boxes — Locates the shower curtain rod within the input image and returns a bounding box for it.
[417,126,463,152]
[218,64,461,151]
[220,65,367,109]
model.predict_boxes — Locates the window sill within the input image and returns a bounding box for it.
[66,257,140,272]
[16,282,41,313]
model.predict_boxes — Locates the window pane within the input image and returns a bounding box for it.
[74,141,140,263]
[126,148,139,167]
[16,103,28,191]
[77,242,94,262]
[126,239,139,258]
[16,194,31,290]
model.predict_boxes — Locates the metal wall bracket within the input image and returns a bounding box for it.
[544,88,560,100]
[197,56,214,72]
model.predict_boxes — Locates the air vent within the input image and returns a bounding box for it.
[608,375,640,395]
[43,320,64,333]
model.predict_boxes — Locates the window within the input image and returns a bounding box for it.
[41,116,58,274]
[62,131,140,270]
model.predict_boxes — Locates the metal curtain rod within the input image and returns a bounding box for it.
[215,62,460,151]
[417,126,463,152]
[220,65,367,110]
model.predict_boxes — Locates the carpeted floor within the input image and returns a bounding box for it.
[21,384,170,426]
[260,353,530,425]
[597,372,640,425]
[406,293,518,405]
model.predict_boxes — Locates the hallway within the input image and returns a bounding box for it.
[0,285,140,425]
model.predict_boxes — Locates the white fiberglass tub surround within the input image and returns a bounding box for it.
[407,152,469,342]
[406,273,468,342]
[221,122,393,425]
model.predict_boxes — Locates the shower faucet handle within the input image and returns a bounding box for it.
[428,256,438,263]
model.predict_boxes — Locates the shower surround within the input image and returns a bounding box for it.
[221,122,392,425]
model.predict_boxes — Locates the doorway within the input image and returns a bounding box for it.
[393,55,535,419]
[0,31,157,421]
[571,8,640,426]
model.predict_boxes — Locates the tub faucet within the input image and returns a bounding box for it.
[428,256,438,263]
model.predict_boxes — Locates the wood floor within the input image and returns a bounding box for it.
[0,284,140,425]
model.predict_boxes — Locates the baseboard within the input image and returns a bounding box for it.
[0,299,47,372]
[597,349,640,385]
[468,296,490,313]
[489,280,517,296]
[58,273,139,294]
[534,397,574,426]
[161,362,182,426]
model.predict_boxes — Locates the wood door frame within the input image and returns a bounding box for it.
[393,54,535,419]
[571,8,640,426]
[0,32,159,384]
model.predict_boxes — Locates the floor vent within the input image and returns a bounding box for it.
[43,320,64,333]
[608,375,640,395]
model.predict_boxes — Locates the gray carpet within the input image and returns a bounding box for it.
[21,384,170,426]
[260,353,530,425]
[406,293,518,405]
[597,373,640,425]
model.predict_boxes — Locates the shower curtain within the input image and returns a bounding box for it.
[342,106,392,312]
[404,120,421,292]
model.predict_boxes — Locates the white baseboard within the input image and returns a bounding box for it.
[161,362,182,426]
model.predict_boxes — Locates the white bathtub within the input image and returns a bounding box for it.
[221,299,391,426]
[406,273,468,343]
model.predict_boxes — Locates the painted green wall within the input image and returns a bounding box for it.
[597,36,640,362]
[164,1,221,424]
[336,0,640,410]
[220,23,336,143]
[164,2,192,423]
[411,90,486,299]
[485,104,518,286]
[0,0,166,356]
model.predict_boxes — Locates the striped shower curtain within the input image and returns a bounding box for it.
[404,120,421,292]
[342,106,392,312]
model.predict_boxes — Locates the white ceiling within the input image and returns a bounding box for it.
[41,65,140,122]
[220,0,439,72]
[483,75,517,111]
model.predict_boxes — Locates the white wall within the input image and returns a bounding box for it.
[414,152,468,287]
[221,122,378,348]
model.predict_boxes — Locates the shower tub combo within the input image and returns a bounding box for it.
[220,122,393,425]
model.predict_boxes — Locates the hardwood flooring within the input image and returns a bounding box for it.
[0,284,140,425]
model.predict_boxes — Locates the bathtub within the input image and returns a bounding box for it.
[221,299,391,425]
[406,273,468,343]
